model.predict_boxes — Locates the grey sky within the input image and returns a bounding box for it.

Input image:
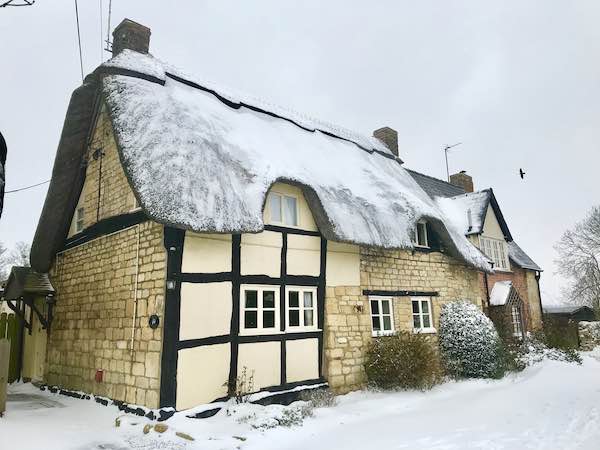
[1,1,599,304]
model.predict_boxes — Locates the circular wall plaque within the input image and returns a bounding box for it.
[149,314,160,329]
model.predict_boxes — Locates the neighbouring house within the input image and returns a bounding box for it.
[408,169,544,338]
[543,305,596,323]
[26,19,496,411]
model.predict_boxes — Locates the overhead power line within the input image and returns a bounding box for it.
[0,0,35,7]
[5,179,50,194]
[74,0,84,81]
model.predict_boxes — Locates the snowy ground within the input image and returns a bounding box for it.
[1,350,599,450]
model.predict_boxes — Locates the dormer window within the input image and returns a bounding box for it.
[268,192,298,227]
[75,207,85,233]
[414,220,429,248]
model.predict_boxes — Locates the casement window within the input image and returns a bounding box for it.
[75,207,85,232]
[370,297,394,336]
[240,286,279,334]
[511,305,523,338]
[413,221,429,248]
[480,236,510,271]
[286,286,318,331]
[268,192,298,227]
[412,297,435,333]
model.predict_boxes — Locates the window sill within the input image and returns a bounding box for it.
[287,327,321,333]
[239,329,282,336]
[494,268,512,273]
[372,331,396,337]
[413,327,437,335]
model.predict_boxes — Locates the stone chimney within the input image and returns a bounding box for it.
[373,127,402,162]
[112,19,151,56]
[449,171,474,193]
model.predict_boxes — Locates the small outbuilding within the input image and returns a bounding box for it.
[543,305,596,323]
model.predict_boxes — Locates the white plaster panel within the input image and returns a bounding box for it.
[182,232,232,273]
[180,282,232,340]
[287,235,321,276]
[241,231,282,277]
[237,341,281,390]
[286,338,319,383]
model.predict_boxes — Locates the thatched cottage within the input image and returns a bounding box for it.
[24,19,541,411]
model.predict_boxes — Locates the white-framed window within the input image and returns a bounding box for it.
[268,192,299,227]
[411,297,435,333]
[75,207,85,232]
[511,305,523,338]
[369,297,394,336]
[240,285,279,334]
[480,236,510,271]
[286,286,318,331]
[413,220,429,248]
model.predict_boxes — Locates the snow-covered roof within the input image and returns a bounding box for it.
[31,50,491,272]
[435,190,491,236]
[543,305,594,315]
[489,280,513,306]
[508,241,542,272]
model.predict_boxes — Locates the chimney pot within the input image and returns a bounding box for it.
[450,171,474,193]
[373,126,402,162]
[112,19,151,56]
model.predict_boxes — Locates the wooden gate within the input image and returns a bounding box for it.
[0,312,22,383]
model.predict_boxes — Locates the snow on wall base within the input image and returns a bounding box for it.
[578,321,600,351]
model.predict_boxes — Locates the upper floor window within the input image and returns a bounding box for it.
[413,221,429,248]
[286,286,318,331]
[240,286,279,334]
[370,297,394,336]
[75,207,85,233]
[268,192,298,227]
[480,236,510,271]
[412,297,435,333]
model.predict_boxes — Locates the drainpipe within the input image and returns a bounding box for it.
[130,224,141,354]
[535,271,543,327]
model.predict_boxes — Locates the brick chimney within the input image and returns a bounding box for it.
[112,19,151,56]
[373,127,402,162]
[450,171,474,193]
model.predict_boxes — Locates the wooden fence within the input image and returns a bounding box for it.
[0,312,21,383]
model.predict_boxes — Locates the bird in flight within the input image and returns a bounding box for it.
[519,168,526,179]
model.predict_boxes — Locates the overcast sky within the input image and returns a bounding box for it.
[1,1,599,304]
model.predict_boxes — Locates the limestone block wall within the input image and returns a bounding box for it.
[324,248,482,393]
[46,221,166,408]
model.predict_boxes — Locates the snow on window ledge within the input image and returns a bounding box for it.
[413,327,437,335]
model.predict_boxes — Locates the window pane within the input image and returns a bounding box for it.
[412,301,419,314]
[417,223,427,246]
[245,311,257,328]
[422,315,431,328]
[371,300,379,314]
[284,196,298,226]
[303,291,313,308]
[383,316,392,331]
[289,310,300,327]
[413,315,421,329]
[263,310,275,328]
[382,300,390,314]
[372,316,381,331]
[304,310,314,327]
[270,193,282,222]
[245,290,257,308]
[263,291,275,308]
[289,291,299,308]
[421,300,429,314]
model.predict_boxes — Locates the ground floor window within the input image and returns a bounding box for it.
[240,285,279,334]
[511,305,523,338]
[370,297,394,336]
[412,297,435,333]
[286,286,318,331]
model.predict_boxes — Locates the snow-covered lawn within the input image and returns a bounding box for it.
[2,350,600,450]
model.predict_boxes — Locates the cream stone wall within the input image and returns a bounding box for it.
[324,247,482,393]
[47,221,166,407]
[177,344,230,409]
[525,271,543,329]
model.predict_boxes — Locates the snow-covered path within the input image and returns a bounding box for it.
[1,351,599,450]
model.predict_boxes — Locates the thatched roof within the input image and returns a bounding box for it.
[31,50,491,272]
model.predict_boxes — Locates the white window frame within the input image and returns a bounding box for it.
[268,191,299,227]
[369,296,395,337]
[480,236,510,271]
[240,285,280,335]
[413,220,429,248]
[75,207,85,233]
[285,286,319,331]
[411,297,436,334]
[511,305,523,338]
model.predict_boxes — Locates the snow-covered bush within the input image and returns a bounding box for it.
[438,301,503,379]
[364,332,442,390]
[299,388,337,408]
[519,333,582,366]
